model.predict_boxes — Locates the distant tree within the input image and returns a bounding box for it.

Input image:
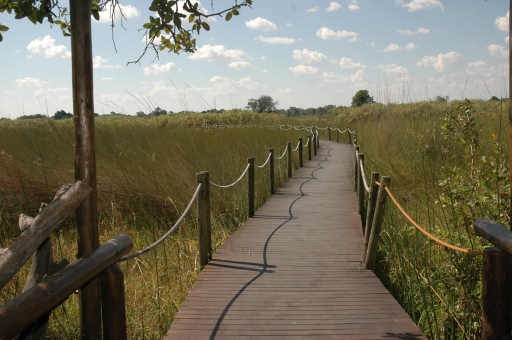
[17,114,47,119]
[435,95,448,103]
[54,110,72,120]
[136,111,147,117]
[351,90,374,107]
[246,95,279,113]
[148,107,168,117]
[490,96,500,101]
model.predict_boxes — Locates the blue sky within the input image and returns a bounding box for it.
[0,0,509,118]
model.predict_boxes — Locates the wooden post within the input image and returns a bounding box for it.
[308,136,312,160]
[328,126,331,141]
[317,130,320,151]
[364,176,391,271]
[101,264,127,340]
[196,172,211,268]
[69,0,101,336]
[353,131,357,146]
[287,142,292,178]
[336,127,339,143]
[357,153,365,227]
[269,148,275,194]
[354,146,359,191]
[298,138,303,167]
[248,158,255,217]
[347,127,352,145]
[313,133,317,156]
[362,172,380,265]
[482,247,512,340]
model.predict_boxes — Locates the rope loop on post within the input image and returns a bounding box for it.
[210,163,251,189]
[255,152,272,169]
[274,147,288,160]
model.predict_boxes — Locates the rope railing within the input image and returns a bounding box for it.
[210,163,251,189]
[119,183,203,262]
[359,158,370,193]
[255,152,272,169]
[274,147,288,160]
[303,137,310,147]
[292,140,301,152]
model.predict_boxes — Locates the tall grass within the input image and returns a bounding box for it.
[0,111,315,338]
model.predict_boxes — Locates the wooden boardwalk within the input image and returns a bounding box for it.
[165,141,426,339]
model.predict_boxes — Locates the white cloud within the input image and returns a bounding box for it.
[289,64,320,75]
[350,70,367,83]
[15,77,48,88]
[326,2,342,12]
[262,69,269,73]
[260,55,269,60]
[396,0,444,12]
[293,49,331,63]
[466,60,486,74]
[488,44,508,58]
[306,6,320,13]
[367,41,376,47]
[417,51,463,72]
[322,72,349,84]
[256,36,295,44]
[316,27,360,41]
[189,44,248,61]
[209,76,266,92]
[26,35,71,58]
[339,57,366,69]
[34,87,68,96]
[495,11,509,32]
[348,0,360,11]
[98,3,141,22]
[405,42,418,49]
[102,77,113,80]
[93,56,122,69]
[143,62,182,75]
[375,64,409,74]
[286,23,293,28]
[228,61,254,70]
[507,36,510,43]
[396,27,430,37]
[383,43,402,52]
[245,17,277,31]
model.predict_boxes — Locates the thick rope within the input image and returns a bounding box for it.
[359,159,370,193]
[375,182,483,256]
[303,138,310,147]
[274,147,288,160]
[292,140,301,152]
[336,128,348,133]
[119,183,202,262]
[255,152,272,169]
[211,163,251,189]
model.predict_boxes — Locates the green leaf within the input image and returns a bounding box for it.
[173,15,181,27]
[188,14,195,23]
[143,23,153,29]
[54,20,63,25]
[0,33,3,42]
[149,2,160,11]
[159,45,165,51]
[225,12,232,21]
[0,25,8,32]
[232,9,239,15]
[92,10,99,21]
[201,22,210,31]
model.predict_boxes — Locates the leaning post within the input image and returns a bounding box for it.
[362,172,379,265]
[248,158,255,217]
[482,247,512,340]
[357,153,366,227]
[364,176,391,271]
[298,138,303,167]
[197,171,211,268]
[328,126,331,141]
[69,0,101,337]
[287,142,292,178]
[336,127,339,143]
[308,135,312,160]
[269,148,275,194]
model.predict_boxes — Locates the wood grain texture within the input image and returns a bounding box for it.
[165,141,426,340]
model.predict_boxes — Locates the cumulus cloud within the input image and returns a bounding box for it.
[209,76,266,92]
[286,23,293,28]
[466,60,486,74]
[322,72,349,84]
[15,77,48,88]
[396,27,430,37]
[406,42,418,49]
[316,27,359,41]
[348,0,360,11]
[245,17,277,31]
[339,57,366,69]
[143,62,182,75]
[395,0,444,12]
[488,44,508,58]
[289,64,320,75]
[292,49,331,63]
[262,69,269,73]
[350,70,367,83]
[417,51,463,72]
[98,3,140,22]
[306,6,320,13]
[93,56,122,69]
[495,11,509,32]
[189,44,248,61]
[228,61,254,70]
[256,36,295,44]
[27,35,71,58]
[102,77,113,80]
[375,64,409,74]
[34,87,69,97]
[383,43,402,52]
[326,2,342,12]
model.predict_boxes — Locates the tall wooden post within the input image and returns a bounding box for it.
[269,148,275,194]
[328,126,331,141]
[197,171,211,268]
[69,0,101,337]
[308,135,312,160]
[248,158,255,217]
[364,176,391,271]
[357,153,365,227]
[101,264,127,340]
[482,247,512,339]
[298,138,303,167]
[313,133,317,156]
[336,127,339,143]
[362,172,379,265]
[347,127,352,145]
[287,142,292,178]
[354,146,359,191]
